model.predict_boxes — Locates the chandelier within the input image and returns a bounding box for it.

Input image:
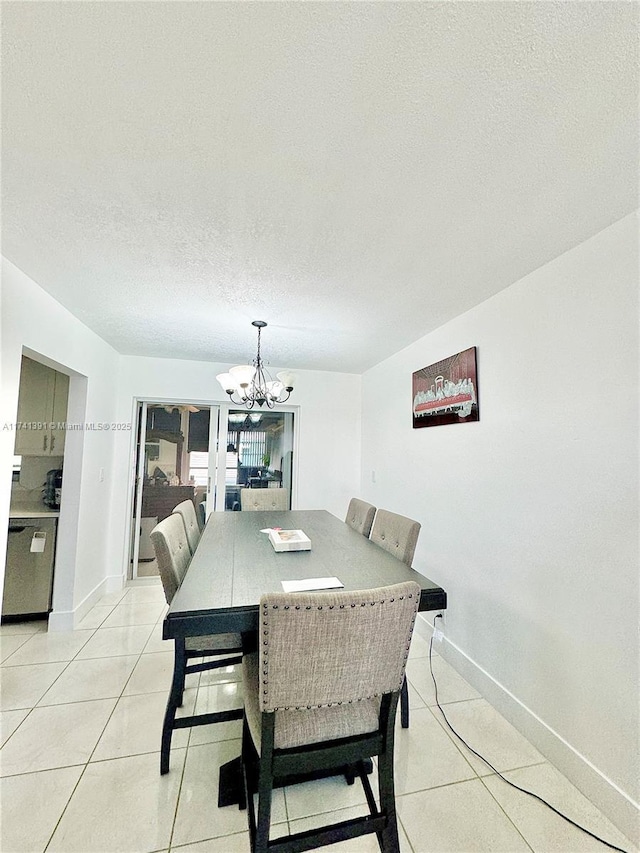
[216,321,296,409]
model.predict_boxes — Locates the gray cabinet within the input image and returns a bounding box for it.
[2,517,57,616]
[14,357,69,456]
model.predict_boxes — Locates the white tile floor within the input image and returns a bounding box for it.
[0,581,635,853]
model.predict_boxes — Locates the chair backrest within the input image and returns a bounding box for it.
[345,498,376,538]
[370,509,421,567]
[150,513,191,605]
[240,488,290,511]
[258,581,420,712]
[171,499,201,555]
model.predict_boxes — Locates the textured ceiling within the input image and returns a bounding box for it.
[2,2,637,372]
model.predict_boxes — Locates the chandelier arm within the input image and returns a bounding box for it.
[226,390,245,406]
[220,321,294,410]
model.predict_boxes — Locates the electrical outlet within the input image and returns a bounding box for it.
[433,612,445,643]
[99,467,105,482]
[371,470,376,483]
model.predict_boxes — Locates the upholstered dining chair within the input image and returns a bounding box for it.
[369,509,422,729]
[240,488,290,511]
[241,580,420,853]
[171,499,201,556]
[150,514,243,775]
[345,497,376,538]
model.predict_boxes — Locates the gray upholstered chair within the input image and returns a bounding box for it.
[241,581,420,853]
[150,514,243,775]
[369,509,421,730]
[171,499,201,556]
[240,488,290,511]
[345,497,376,538]
[370,508,421,567]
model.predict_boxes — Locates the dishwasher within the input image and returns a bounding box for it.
[2,517,57,618]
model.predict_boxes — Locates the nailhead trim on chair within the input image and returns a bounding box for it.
[260,592,417,711]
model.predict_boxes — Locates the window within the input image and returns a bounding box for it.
[237,430,267,469]
[188,451,209,486]
[225,450,239,485]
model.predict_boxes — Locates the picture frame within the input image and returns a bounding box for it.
[412,346,479,428]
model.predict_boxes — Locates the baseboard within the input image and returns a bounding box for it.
[105,572,126,593]
[127,576,161,586]
[413,613,640,846]
[48,573,125,632]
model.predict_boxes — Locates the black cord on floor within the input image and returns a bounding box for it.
[427,619,630,853]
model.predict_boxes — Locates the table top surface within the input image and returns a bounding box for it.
[164,509,446,638]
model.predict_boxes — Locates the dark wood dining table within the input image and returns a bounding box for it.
[164,509,447,640]
[162,509,447,804]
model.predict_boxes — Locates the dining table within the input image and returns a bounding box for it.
[162,508,447,804]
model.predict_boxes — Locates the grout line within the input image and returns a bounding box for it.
[43,761,89,852]
[0,632,33,664]
[167,733,191,850]
[9,595,624,853]
[476,771,537,852]
[39,601,145,853]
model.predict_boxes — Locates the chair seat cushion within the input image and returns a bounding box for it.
[243,652,380,751]
[186,633,242,652]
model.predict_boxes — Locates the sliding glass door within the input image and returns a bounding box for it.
[129,402,296,578]
[217,409,295,512]
[129,402,219,579]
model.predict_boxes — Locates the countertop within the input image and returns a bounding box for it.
[9,505,60,519]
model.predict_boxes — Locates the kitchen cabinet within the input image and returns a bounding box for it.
[14,357,69,456]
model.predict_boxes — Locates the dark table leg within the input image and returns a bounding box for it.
[218,756,246,808]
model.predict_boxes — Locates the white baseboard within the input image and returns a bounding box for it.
[48,573,125,631]
[413,613,639,846]
[105,573,126,594]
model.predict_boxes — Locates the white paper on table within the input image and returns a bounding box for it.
[281,577,344,593]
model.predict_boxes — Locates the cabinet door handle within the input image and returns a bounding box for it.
[43,434,48,452]
[51,435,55,452]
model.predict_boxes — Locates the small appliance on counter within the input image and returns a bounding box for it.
[43,468,63,510]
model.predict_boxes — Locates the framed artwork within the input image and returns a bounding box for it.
[412,346,479,428]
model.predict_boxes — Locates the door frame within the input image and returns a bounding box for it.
[126,398,221,580]
[213,403,300,515]
[124,399,300,579]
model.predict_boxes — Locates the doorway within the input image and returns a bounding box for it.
[128,403,296,578]
[130,402,218,579]
[220,409,295,512]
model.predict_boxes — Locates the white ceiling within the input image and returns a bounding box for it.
[2,2,637,373]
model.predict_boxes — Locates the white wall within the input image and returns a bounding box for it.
[360,213,639,840]
[107,355,362,584]
[1,259,121,625]
[1,259,361,621]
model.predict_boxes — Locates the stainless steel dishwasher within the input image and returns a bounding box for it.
[2,517,57,618]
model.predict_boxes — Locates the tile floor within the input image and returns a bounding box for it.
[0,581,635,853]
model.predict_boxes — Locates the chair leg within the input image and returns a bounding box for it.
[400,675,409,729]
[254,715,275,853]
[160,639,187,775]
[378,698,401,853]
[378,746,400,852]
[241,719,253,825]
